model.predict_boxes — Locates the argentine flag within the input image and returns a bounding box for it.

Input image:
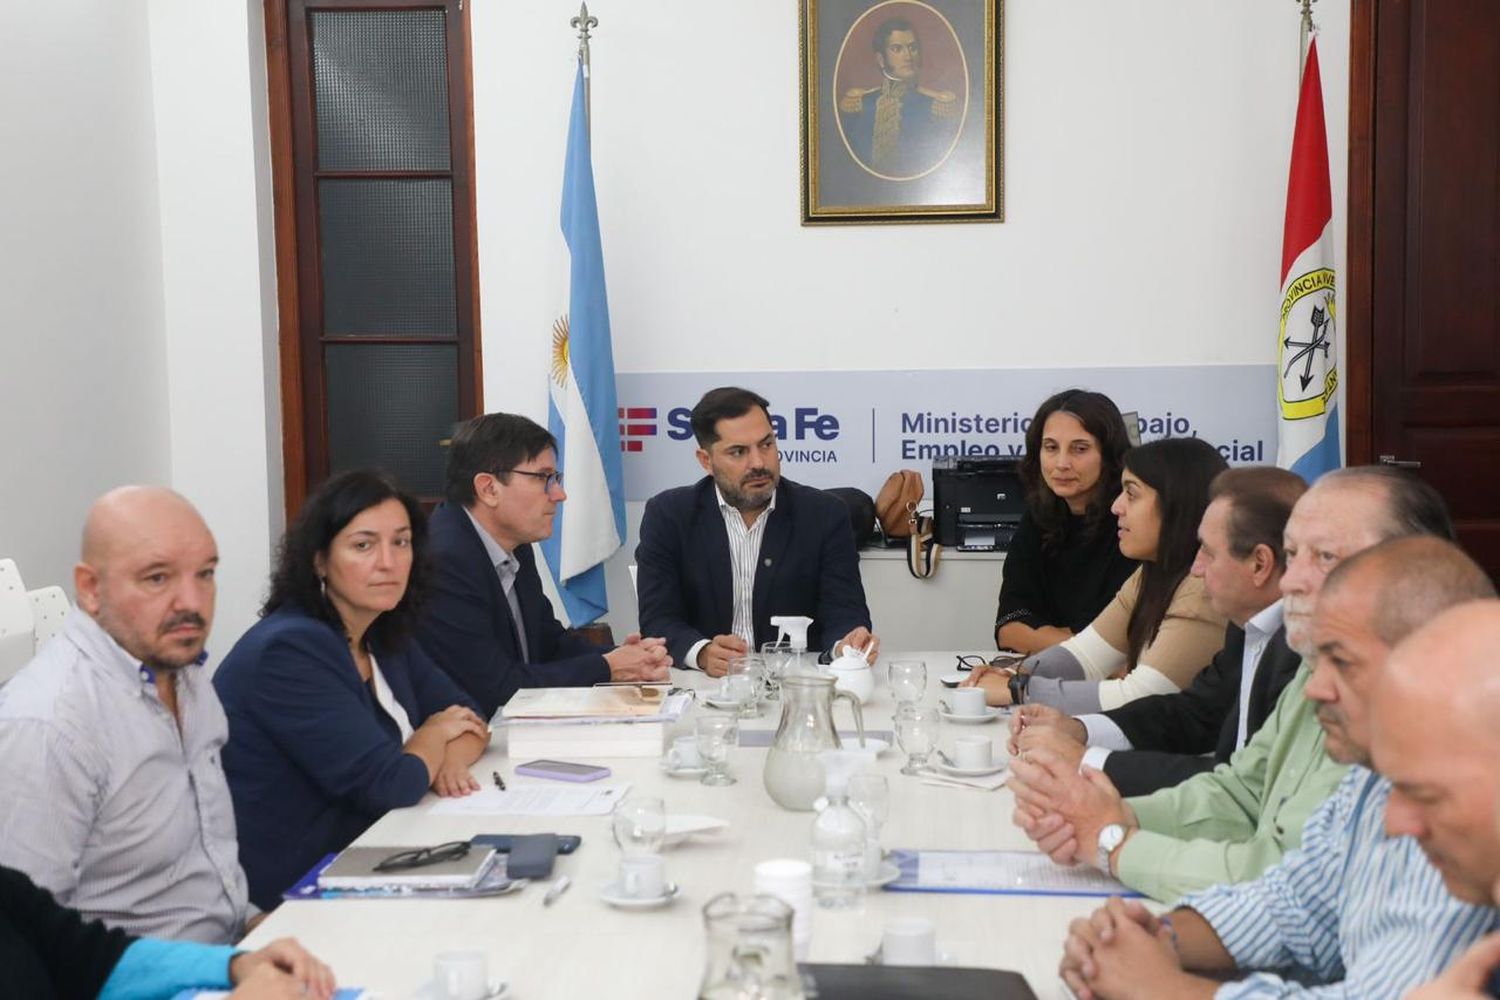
[1276,37,1342,481]
[538,61,626,626]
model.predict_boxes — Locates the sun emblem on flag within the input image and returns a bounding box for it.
[550,315,570,387]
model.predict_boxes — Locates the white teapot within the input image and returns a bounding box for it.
[827,643,875,705]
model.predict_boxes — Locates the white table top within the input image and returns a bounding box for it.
[243,653,1089,999]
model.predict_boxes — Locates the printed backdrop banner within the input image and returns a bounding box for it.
[615,365,1279,501]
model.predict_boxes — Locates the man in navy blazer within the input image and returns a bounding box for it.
[1011,467,1307,795]
[418,413,671,717]
[636,387,877,676]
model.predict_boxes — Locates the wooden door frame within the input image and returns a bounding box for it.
[1344,0,1377,465]
[263,0,484,520]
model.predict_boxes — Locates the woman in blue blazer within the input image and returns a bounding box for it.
[215,470,490,908]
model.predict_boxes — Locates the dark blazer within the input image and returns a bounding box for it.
[636,476,873,667]
[1100,622,1301,797]
[2,863,132,1000]
[214,607,480,909]
[418,502,609,717]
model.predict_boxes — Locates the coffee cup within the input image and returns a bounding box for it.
[950,687,988,717]
[881,916,937,966]
[618,854,667,900]
[952,736,993,770]
[434,951,489,1000]
[666,735,702,770]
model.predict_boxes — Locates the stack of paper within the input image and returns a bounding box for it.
[500,689,691,758]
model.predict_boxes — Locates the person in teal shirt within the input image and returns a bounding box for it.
[1007,466,1455,902]
[2,862,334,1000]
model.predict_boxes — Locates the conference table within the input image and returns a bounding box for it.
[243,653,1104,998]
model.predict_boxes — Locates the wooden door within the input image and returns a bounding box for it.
[1347,0,1500,575]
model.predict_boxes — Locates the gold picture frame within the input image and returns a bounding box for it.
[800,0,1002,225]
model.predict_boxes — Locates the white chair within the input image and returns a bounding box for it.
[28,585,70,651]
[0,559,36,685]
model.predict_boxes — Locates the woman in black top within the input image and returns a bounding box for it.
[995,389,1137,654]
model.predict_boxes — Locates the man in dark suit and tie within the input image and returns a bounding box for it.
[418,413,671,717]
[636,387,877,677]
[1011,467,1307,796]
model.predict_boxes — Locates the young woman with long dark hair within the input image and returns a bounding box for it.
[967,437,1229,713]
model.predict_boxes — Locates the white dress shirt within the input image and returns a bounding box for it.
[687,486,777,670]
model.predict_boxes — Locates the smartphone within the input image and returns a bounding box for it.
[472,833,582,854]
[513,759,612,782]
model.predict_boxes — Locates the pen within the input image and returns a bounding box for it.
[492,770,506,791]
[543,875,572,907]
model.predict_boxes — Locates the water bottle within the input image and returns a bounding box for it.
[811,750,868,909]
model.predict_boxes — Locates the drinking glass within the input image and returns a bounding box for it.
[611,795,666,857]
[848,773,891,879]
[895,706,940,776]
[887,659,928,713]
[697,712,740,786]
[724,654,763,719]
[760,640,793,700]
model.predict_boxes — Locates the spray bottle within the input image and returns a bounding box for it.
[770,615,815,677]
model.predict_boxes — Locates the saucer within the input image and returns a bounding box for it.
[660,760,710,778]
[415,978,508,1000]
[865,860,901,887]
[600,881,681,909]
[935,760,1007,778]
[864,947,955,967]
[938,706,1002,725]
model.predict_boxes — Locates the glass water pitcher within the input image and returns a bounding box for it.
[763,673,866,811]
[698,893,805,1000]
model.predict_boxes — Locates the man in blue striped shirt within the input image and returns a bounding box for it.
[1058,536,1498,1000]
[1375,601,1500,1000]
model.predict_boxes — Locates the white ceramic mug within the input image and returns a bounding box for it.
[882,916,937,966]
[619,854,667,900]
[953,736,993,769]
[950,687,988,716]
[666,735,702,769]
[434,951,489,1000]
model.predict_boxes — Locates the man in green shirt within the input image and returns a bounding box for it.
[1008,466,1456,903]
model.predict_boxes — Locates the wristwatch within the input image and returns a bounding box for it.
[1096,823,1128,873]
[1007,670,1029,706]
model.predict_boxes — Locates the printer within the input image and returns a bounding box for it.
[932,457,1027,551]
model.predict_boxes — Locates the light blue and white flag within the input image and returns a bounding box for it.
[1276,37,1342,481]
[538,61,626,626]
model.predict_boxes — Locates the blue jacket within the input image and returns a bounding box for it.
[416,502,610,717]
[213,607,479,909]
[635,476,872,667]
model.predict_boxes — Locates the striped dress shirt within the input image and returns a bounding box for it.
[0,608,249,943]
[1182,766,1498,998]
[688,487,777,668]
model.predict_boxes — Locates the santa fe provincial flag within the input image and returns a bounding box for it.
[539,61,626,626]
[1276,37,1341,480]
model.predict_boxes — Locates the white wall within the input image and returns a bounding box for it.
[0,2,172,595]
[148,0,284,655]
[474,1,1350,403]
[470,1,1350,641]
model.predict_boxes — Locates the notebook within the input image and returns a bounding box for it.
[316,845,498,890]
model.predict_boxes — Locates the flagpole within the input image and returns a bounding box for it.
[571,3,598,135]
[1296,0,1317,67]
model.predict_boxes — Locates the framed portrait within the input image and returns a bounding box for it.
[800,0,1002,225]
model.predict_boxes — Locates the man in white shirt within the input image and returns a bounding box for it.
[0,486,251,942]
[637,387,878,677]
